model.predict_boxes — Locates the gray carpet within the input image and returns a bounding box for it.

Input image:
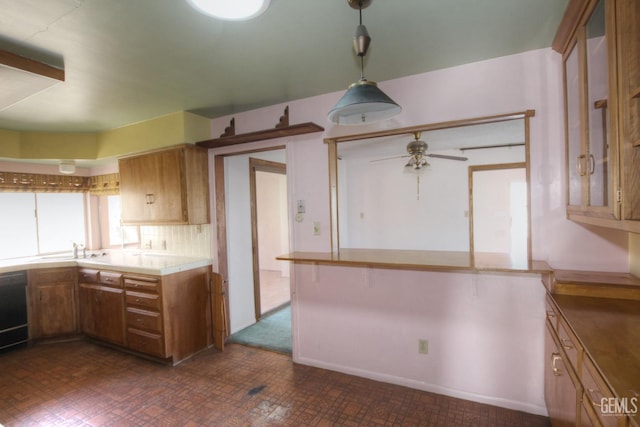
[229,305,291,354]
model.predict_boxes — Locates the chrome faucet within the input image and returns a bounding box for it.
[72,242,87,259]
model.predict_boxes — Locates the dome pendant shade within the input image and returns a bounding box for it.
[328,79,401,125]
[329,0,401,125]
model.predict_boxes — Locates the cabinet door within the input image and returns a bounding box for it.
[147,148,186,223]
[565,41,583,208]
[545,323,579,426]
[119,148,187,224]
[618,0,640,219]
[96,286,126,346]
[564,0,620,219]
[79,284,98,337]
[585,0,617,213]
[119,156,147,223]
[79,284,125,346]
[33,282,77,337]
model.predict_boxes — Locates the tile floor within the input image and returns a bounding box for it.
[0,340,550,426]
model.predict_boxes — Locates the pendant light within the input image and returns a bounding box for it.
[328,0,401,125]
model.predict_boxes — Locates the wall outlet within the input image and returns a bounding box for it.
[418,339,428,354]
[313,221,321,236]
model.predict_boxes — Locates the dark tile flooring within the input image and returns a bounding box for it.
[0,341,550,426]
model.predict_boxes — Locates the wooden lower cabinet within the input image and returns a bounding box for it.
[544,320,580,426]
[78,266,210,365]
[78,269,126,346]
[28,267,78,339]
[545,294,630,426]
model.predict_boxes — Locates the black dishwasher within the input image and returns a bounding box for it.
[0,270,28,353]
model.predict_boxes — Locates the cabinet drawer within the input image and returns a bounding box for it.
[124,276,160,293]
[99,271,123,287]
[582,356,620,426]
[127,328,165,357]
[126,290,161,311]
[545,294,559,331]
[31,267,76,283]
[126,307,162,332]
[78,269,99,284]
[557,315,582,372]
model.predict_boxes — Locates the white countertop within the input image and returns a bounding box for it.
[0,251,212,276]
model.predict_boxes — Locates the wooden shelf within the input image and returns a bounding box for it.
[196,106,324,149]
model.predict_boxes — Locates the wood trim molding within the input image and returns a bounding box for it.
[196,107,324,149]
[552,0,589,53]
[324,110,535,145]
[249,157,286,321]
[0,49,65,81]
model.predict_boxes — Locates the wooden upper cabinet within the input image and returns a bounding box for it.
[556,0,640,231]
[119,145,210,225]
[617,0,640,220]
[561,0,620,221]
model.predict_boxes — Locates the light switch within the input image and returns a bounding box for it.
[313,221,321,235]
[297,200,305,213]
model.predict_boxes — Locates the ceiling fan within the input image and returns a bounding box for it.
[371,132,468,170]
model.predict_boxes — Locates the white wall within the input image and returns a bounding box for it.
[339,146,524,251]
[256,171,289,272]
[207,47,630,415]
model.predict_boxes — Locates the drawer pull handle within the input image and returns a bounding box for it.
[587,388,604,407]
[561,338,574,350]
[551,352,562,376]
[136,298,141,303]
[136,318,142,322]
[546,311,556,319]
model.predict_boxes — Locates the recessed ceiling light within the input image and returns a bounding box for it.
[186,0,270,21]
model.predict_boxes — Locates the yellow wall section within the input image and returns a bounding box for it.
[98,112,212,158]
[0,129,22,157]
[20,132,98,159]
[0,111,211,161]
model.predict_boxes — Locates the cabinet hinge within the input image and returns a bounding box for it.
[616,189,622,204]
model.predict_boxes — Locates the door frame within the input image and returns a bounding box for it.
[249,157,287,321]
[213,146,286,342]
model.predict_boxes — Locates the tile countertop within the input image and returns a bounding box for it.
[0,252,213,276]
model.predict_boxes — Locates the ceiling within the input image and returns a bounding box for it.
[0,0,568,133]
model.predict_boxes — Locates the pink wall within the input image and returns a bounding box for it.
[207,47,630,415]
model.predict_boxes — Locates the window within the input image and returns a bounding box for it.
[99,195,139,248]
[0,192,86,259]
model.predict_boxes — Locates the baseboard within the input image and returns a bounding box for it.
[293,355,548,417]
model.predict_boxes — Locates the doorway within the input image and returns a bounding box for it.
[215,148,292,354]
[249,158,290,320]
[469,163,529,269]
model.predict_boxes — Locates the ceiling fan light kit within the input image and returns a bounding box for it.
[328,0,401,125]
[186,0,270,21]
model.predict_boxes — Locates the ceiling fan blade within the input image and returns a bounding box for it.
[425,154,468,161]
[370,155,410,163]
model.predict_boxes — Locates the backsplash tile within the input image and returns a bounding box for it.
[140,224,211,258]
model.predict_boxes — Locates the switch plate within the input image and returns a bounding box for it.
[297,200,305,214]
[313,221,321,235]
